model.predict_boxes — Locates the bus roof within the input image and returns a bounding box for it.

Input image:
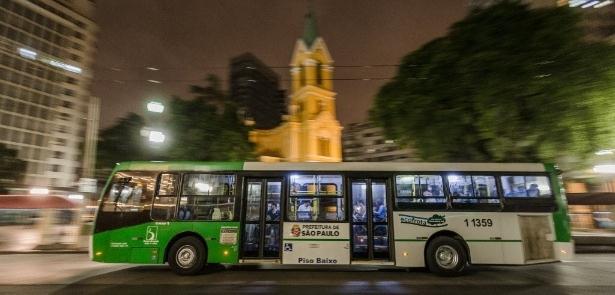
[114,161,548,173]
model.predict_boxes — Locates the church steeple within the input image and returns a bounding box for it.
[302,7,318,47]
[249,4,342,163]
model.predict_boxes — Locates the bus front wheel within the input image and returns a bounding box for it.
[168,236,207,275]
[426,236,469,276]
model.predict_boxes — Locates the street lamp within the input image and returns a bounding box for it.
[146,101,165,113]
[148,130,166,143]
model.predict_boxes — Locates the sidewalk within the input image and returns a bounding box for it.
[0,253,129,286]
[573,231,615,253]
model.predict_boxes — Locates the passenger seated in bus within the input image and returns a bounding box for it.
[297,200,312,220]
[423,187,433,196]
[373,199,387,222]
[266,202,280,221]
[422,186,439,203]
[429,184,442,196]
[527,184,540,197]
[118,185,133,203]
[506,185,527,197]
[178,205,192,220]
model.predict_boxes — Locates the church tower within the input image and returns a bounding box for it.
[249,9,343,162]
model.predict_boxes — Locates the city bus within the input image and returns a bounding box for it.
[91,161,573,276]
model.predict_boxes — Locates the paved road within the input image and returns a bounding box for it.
[1,254,614,294]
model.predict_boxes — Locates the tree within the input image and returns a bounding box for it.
[96,112,152,169]
[166,76,254,161]
[371,1,615,164]
[96,75,254,168]
[0,144,26,194]
[190,74,227,112]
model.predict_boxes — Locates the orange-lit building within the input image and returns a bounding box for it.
[250,10,342,162]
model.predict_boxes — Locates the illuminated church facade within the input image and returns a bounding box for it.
[249,11,342,162]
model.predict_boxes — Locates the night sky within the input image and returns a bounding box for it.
[92,0,468,128]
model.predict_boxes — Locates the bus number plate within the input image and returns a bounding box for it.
[464,218,493,227]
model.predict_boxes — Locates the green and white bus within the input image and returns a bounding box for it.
[92,161,573,275]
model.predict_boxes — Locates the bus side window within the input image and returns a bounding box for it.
[101,171,156,213]
[501,175,552,198]
[151,173,179,221]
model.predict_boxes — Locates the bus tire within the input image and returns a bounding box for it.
[426,236,469,276]
[168,236,206,275]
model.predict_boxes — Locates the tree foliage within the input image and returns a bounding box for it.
[371,1,615,164]
[0,143,26,194]
[96,75,253,169]
[166,75,253,161]
[96,112,150,169]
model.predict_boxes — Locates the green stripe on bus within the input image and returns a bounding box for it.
[544,163,572,243]
[283,238,348,241]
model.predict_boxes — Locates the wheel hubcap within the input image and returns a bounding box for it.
[435,245,459,269]
[176,245,197,269]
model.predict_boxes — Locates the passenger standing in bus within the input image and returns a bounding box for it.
[373,200,387,222]
[353,200,366,222]
[297,200,312,220]
[527,184,540,197]
[266,202,280,221]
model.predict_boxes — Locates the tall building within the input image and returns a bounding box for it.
[343,122,417,162]
[250,9,343,162]
[229,52,285,129]
[0,0,99,189]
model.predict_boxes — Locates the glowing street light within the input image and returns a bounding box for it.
[148,130,166,143]
[147,101,165,113]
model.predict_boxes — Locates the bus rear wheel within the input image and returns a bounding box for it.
[168,236,206,275]
[426,236,469,276]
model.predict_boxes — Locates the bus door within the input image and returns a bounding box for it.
[350,178,391,261]
[241,178,283,259]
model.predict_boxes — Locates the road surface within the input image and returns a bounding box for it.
[0,253,614,294]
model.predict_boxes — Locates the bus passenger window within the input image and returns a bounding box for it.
[501,176,552,198]
[180,174,236,221]
[151,173,179,221]
[447,175,474,200]
[448,175,500,205]
[287,175,345,222]
[102,171,156,213]
[395,175,445,208]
